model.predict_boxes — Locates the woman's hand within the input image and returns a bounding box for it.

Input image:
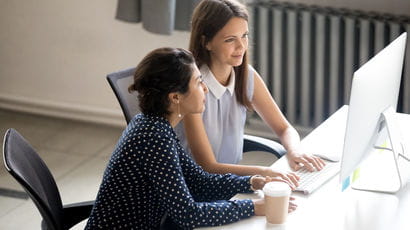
[253,197,298,216]
[250,174,297,191]
[287,150,326,172]
[261,168,299,189]
[288,196,297,213]
[252,198,265,216]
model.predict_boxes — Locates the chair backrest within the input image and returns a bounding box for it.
[3,128,64,230]
[106,67,139,124]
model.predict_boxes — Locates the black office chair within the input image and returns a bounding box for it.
[107,67,286,158]
[2,128,94,230]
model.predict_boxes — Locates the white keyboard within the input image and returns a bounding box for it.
[295,162,340,194]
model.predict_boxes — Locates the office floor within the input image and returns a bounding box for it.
[0,109,277,229]
[0,109,123,229]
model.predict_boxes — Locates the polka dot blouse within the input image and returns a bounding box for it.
[85,114,255,229]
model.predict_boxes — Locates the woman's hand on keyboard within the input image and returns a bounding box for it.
[287,150,326,172]
[261,168,300,189]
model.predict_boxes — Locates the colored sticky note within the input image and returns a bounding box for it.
[342,176,350,191]
[352,168,360,182]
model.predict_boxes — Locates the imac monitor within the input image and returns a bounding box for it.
[339,32,409,193]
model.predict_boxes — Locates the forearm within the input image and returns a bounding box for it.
[169,199,254,228]
[156,168,255,228]
[252,72,302,156]
[179,149,253,201]
[192,173,254,202]
[202,161,273,177]
[278,126,301,155]
[257,105,301,155]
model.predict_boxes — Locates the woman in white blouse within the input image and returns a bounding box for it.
[175,0,325,187]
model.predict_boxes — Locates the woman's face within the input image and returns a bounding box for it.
[180,64,208,115]
[205,17,249,68]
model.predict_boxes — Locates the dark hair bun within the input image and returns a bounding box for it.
[130,48,195,117]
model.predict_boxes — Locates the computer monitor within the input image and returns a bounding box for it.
[339,32,409,193]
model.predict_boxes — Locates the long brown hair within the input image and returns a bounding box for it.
[189,0,252,109]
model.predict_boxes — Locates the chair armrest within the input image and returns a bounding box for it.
[243,134,286,158]
[62,200,95,229]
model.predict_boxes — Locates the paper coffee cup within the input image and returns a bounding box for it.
[263,181,291,225]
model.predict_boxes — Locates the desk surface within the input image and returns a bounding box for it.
[199,105,410,230]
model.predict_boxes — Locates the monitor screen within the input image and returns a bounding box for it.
[339,33,407,191]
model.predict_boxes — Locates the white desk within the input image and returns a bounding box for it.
[199,105,410,230]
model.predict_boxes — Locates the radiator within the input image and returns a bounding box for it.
[249,0,410,130]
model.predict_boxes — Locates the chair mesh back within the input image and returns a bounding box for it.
[3,129,64,230]
[107,67,139,124]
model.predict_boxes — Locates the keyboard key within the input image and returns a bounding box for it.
[295,162,340,194]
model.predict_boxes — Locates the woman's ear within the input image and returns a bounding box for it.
[168,92,180,105]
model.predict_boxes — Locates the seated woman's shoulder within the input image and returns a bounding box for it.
[131,119,173,139]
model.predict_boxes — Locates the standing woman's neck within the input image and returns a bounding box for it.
[209,62,233,86]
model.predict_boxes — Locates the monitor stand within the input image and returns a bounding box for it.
[351,107,410,193]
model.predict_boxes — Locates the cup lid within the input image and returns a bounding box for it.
[263,181,291,197]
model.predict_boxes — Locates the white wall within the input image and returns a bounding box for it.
[1,0,409,128]
[0,0,189,127]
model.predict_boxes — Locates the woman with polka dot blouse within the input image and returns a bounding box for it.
[85,48,295,229]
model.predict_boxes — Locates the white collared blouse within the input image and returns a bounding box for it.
[175,64,254,164]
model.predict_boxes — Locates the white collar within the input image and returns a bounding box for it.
[200,65,235,99]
